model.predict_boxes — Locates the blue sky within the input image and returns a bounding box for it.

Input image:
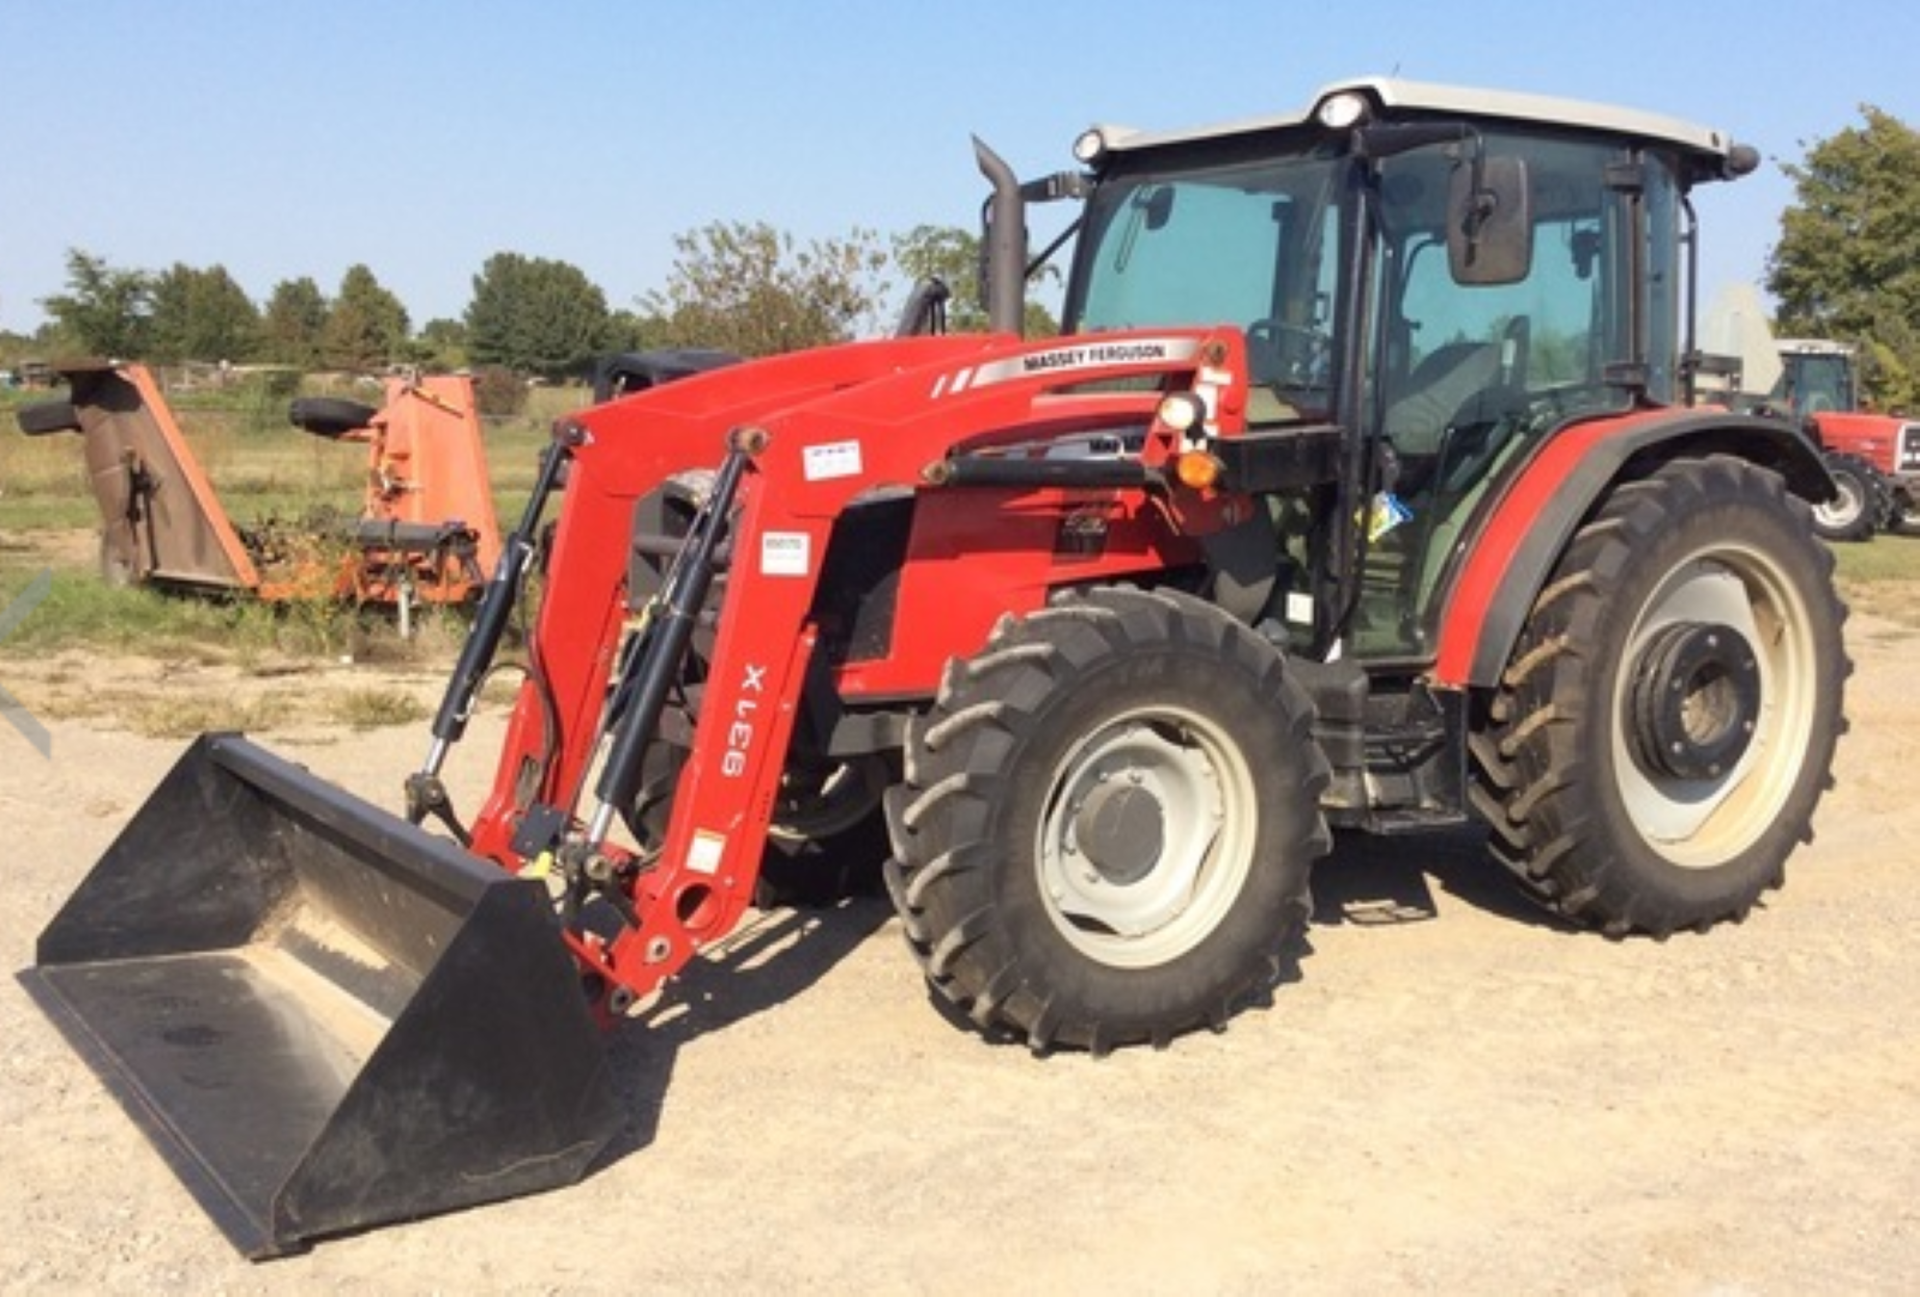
[6,0,1919,336]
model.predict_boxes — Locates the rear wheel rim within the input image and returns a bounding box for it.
[1611,545,1818,868]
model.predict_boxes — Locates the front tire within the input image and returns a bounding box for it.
[1810,452,1883,543]
[886,586,1331,1052]
[1471,456,1849,936]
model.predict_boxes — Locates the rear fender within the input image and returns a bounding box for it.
[1431,409,1830,689]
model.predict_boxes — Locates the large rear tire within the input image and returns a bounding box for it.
[754,755,893,906]
[1470,456,1849,936]
[885,586,1331,1052]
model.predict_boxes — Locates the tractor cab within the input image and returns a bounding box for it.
[997,78,1759,664]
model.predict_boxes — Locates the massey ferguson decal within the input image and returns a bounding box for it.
[931,336,1202,398]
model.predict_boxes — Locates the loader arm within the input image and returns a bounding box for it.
[465,326,1254,1016]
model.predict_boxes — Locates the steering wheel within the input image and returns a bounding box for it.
[1247,318,1332,389]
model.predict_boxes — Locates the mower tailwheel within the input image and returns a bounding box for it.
[16,398,81,436]
[886,586,1331,1053]
[1471,455,1849,937]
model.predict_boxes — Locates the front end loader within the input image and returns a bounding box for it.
[24,76,1848,1255]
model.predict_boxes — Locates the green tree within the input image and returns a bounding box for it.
[892,224,1060,337]
[1767,105,1920,409]
[465,252,610,380]
[638,221,889,357]
[415,317,470,371]
[261,276,330,367]
[892,224,990,332]
[321,264,409,371]
[147,263,261,363]
[604,307,672,354]
[40,248,152,357]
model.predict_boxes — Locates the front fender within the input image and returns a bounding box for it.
[1430,409,1830,689]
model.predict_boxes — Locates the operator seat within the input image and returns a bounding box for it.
[1382,341,1504,459]
[1365,321,1533,649]
[1383,316,1529,498]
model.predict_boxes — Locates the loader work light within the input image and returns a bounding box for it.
[1073,128,1110,164]
[1157,391,1207,433]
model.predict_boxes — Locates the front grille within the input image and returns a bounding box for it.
[1900,423,1920,473]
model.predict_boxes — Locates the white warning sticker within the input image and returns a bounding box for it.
[687,830,726,876]
[804,439,863,480]
[761,530,811,577]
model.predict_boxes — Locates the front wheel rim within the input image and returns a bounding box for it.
[1037,705,1258,967]
[1814,478,1864,529]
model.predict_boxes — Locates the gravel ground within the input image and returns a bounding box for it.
[1,611,1914,1295]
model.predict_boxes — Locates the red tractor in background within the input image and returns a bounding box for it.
[26,77,1849,1257]
[1774,338,1920,538]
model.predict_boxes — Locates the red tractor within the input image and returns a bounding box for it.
[26,77,1849,1256]
[1774,338,1920,538]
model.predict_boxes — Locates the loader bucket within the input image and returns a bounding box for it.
[20,734,623,1258]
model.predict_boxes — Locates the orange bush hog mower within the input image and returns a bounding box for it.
[13,363,501,615]
[23,78,1848,1256]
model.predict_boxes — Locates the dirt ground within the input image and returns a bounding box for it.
[1,605,1915,1295]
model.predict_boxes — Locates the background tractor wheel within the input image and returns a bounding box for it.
[886,586,1330,1053]
[1889,488,1920,536]
[1470,455,1849,936]
[1810,452,1884,543]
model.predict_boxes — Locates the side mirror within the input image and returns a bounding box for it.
[1448,156,1532,286]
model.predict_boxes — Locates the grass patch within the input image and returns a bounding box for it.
[1833,533,1920,631]
[129,694,297,739]
[0,567,426,668]
[31,682,296,737]
[330,687,430,730]
[0,571,274,659]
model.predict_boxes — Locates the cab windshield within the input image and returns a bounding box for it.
[1067,147,1345,420]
